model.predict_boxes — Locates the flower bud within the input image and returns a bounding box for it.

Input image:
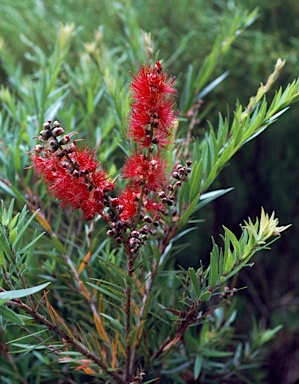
[59,135,70,145]
[42,122,51,130]
[107,229,115,237]
[39,129,51,140]
[52,127,65,137]
[34,144,44,152]
[144,215,152,223]
[49,139,57,147]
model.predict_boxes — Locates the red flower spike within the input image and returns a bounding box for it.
[32,145,114,220]
[115,186,139,221]
[128,61,177,148]
[143,199,164,214]
[115,186,165,221]
[122,153,167,191]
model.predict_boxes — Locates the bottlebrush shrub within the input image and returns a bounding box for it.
[0,58,297,384]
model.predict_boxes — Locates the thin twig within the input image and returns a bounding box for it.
[129,260,159,374]
[7,297,126,384]
[125,256,134,382]
[0,330,27,384]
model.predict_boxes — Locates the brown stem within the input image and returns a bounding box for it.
[0,329,27,384]
[152,298,228,363]
[125,256,134,382]
[151,306,197,362]
[129,259,159,374]
[33,221,110,350]
[6,297,126,384]
[128,217,179,373]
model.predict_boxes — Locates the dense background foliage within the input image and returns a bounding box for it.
[0,0,298,383]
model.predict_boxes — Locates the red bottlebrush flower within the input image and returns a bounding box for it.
[128,61,177,148]
[122,153,167,191]
[32,145,114,220]
[115,186,139,221]
[115,186,164,221]
[143,198,164,214]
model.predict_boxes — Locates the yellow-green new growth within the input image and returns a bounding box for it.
[246,207,291,245]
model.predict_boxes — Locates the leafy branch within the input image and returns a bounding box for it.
[178,59,299,226]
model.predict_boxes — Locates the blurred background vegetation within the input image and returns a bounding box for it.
[0,0,298,383]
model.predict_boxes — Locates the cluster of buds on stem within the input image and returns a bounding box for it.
[219,286,238,301]
[32,120,115,220]
[171,161,192,188]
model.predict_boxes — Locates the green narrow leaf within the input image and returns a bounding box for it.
[6,329,48,345]
[179,194,199,227]
[217,140,234,169]
[196,71,230,99]
[260,325,283,345]
[0,235,14,262]
[180,64,195,113]
[0,181,26,203]
[202,349,233,357]
[201,161,219,192]
[50,235,67,254]
[223,226,241,260]
[11,207,38,249]
[189,158,203,202]
[195,188,234,212]
[0,306,24,325]
[209,244,218,288]
[100,313,123,333]
[9,227,18,246]
[86,282,125,301]
[224,250,234,274]
[143,379,161,384]
[0,247,5,266]
[189,267,201,297]
[209,128,218,165]
[200,291,211,302]
[19,231,45,255]
[8,212,20,231]
[150,243,162,263]
[0,282,50,301]
[194,354,203,379]
[13,142,21,174]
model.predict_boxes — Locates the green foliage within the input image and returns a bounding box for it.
[0,1,297,383]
